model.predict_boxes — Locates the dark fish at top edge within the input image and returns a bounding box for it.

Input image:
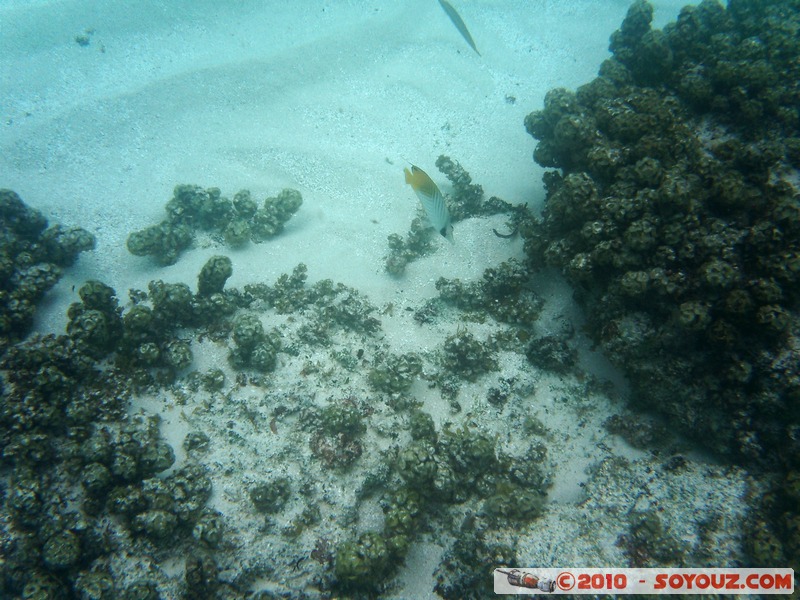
[437,0,481,56]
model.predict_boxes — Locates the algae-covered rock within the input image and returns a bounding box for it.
[334,531,392,592]
[0,190,95,350]
[183,431,211,453]
[384,218,435,276]
[229,312,280,373]
[41,529,81,570]
[148,280,194,326]
[251,188,303,242]
[74,570,116,600]
[126,221,193,266]
[434,531,517,599]
[127,185,302,264]
[441,330,497,381]
[249,477,291,514]
[81,462,113,498]
[232,189,257,218]
[525,335,577,373]
[133,509,178,541]
[305,400,366,470]
[67,308,115,359]
[482,482,545,522]
[223,217,250,246]
[408,409,437,442]
[368,352,422,394]
[185,552,220,599]
[0,188,48,236]
[192,508,225,548]
[197,255,233,296]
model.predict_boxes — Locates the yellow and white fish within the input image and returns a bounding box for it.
[404,165,454,242]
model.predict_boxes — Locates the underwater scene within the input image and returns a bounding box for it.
[1,0,799,597]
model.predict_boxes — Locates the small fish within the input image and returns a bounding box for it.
[404,165,454,242]
[437,0,480,56]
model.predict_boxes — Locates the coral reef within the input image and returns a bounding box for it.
[0,190,95,352]
[127,185,302,265]
[0,227,407,596]
[0,334,213,597]
[522,0,800,571]
[435,259,544,326]
[524,0,800,468]
[332,422,548,595]
[0,249,258,595]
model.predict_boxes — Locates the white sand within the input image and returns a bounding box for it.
[4,1,754,597]
[2,0,687,320]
